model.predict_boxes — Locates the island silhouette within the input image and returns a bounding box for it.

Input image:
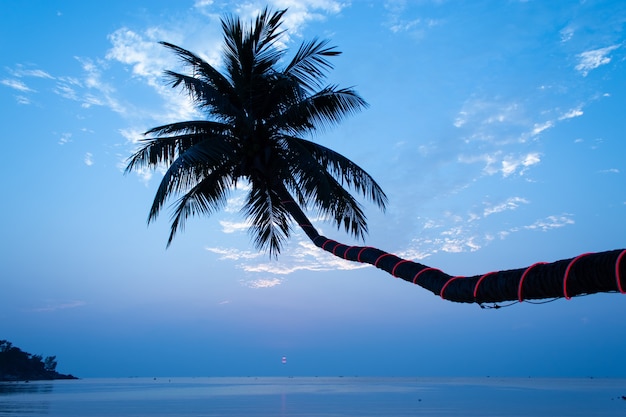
[0,340,77,381]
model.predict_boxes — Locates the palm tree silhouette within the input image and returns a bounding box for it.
[126,8,625,306]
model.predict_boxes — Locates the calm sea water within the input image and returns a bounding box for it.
[1,377,625,417]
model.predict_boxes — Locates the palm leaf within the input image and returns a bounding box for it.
[284,38,340,91]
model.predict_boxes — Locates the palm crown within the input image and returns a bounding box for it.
[126,8,387,256]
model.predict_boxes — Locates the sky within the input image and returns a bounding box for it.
[1,0,625,378]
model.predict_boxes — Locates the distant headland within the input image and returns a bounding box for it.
[0,340,77,381]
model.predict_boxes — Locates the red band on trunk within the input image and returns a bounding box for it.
[391,260,411,277]
[517,262,547,302]
[440,276,464,300]
[412,267,441,284]
[374,253,393,267]
[563,253,593,300]
[473,272,497,299]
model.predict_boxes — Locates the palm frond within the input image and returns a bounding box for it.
[284,38,340,91]
[148,135,238,223]
[280,135,374,239]
[243,180,291,257]
[163,70,240,121]
[144,120,229,136]
[289,137,388,210]
[125,121,230,173]
[166,167,235,246]
[274,86,368,135]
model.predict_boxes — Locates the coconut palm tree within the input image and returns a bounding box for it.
[126,8,625,306]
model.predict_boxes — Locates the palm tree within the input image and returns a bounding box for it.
[126,8,625,306]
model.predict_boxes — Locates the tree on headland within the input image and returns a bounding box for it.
[0,340,76,381]
[126,8,625,306]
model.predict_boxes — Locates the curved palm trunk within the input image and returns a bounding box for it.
[280,194,626,305]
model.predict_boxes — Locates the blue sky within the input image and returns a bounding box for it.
[1,0,625,378]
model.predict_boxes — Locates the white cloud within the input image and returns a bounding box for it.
[58,132,72,145]
[207,237,367,276]
[84,152,94,166]
[243,277,283,288]
[560,25,575,43]
[459,152,540,177]
[599,168,619,174]
[105,27,200,123]
[559,106,583,120]
[15,95,31,105]
[9,67,54,79]
[206,247,261,261]
[576,45,620,76]
[1,78,34,92]
[501,152,540,177]
[220,220,250,233]
[531,121,553,136]
[483,197,529,217]
[517,214,575,232]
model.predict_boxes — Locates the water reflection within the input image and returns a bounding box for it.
[0,381,53,415]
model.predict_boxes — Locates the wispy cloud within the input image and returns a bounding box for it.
[501,152,541,177]
[576,44,620,76]
[206,247,262,261]
[512,214,575,232]
[8,67,54,79]
[243,278,283,288]
[405,210,575,259]
[207,237,367,280]
[559,106,583,120]
[58,132,72,145]
[84,152,94,166]
[459,151,541,177]
[483,197,529,217]
[220,220,250,234]
[383,0,440,36]
[1,78,34,92]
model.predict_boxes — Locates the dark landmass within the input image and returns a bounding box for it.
[0,340,78,381]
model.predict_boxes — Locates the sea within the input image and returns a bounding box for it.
[1,376,625,416]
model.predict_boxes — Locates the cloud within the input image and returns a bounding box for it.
[459,152,540,177]
[105,27,200,123]
[501,152,540,177]
[483,197,529,217]
[84,152,94,166]
[226,0,346,37]
[8,67,54,79]
[560,25,575,43]
[599,168,619,174]
[243,278,283,288]
[559,106,583,120]
[576,45,620,76]
[383,0,440,35]
[530,121,553,136]
[1,79,34,92]
[405,210,574,259]
[206,247,262,261]
[207,238,367,277]
[15,95,31,105]
[220,220,250,233]
[514,214,575,232]
[58,132,72,145]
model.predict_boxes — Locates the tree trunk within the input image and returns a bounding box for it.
[280,195,626,305]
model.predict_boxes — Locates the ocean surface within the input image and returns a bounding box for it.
[1,377,625,416]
